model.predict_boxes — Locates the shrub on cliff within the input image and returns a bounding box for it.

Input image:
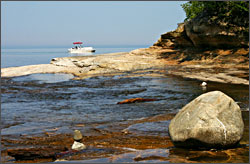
[181,1,249,27]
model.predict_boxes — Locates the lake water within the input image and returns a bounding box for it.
[1,46,249,162]
[1,46,249,135]
[1,46,147,68]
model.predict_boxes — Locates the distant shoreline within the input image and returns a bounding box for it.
[1,45,151,50]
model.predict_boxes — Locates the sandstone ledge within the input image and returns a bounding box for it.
[1,50,248,85]
[131,47,249,85]
[1,52,166,79]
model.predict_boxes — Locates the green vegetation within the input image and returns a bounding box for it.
[181,1,249,21]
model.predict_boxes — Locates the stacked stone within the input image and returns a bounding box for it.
[71,130,86,151]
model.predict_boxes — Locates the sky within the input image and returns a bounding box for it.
[1,1,187,48]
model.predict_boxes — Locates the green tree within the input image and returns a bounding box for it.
[181,1,249,21]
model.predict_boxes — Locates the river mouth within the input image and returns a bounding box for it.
[1,72,249,162]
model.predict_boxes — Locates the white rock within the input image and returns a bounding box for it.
[201,81,207,86]
[71,141,86,151]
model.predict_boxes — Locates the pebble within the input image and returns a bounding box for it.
[73,130,83,141]
[71,141,86,151]
[201,82,207,86]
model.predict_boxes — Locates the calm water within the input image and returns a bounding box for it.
[1,46,147,68]
[1,47,249,137]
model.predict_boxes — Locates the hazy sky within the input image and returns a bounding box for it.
[1,1,187,47]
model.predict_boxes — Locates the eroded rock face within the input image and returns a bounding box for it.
[169,91,244,149]
[153,23,193,48]
[154,13,248,49]
[185,15,249,48]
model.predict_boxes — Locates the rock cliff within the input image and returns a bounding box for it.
[151,9,249,64]
[154,10,249,49]
[133,17,249,66]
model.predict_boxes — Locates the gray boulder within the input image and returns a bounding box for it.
[169,91,244,149]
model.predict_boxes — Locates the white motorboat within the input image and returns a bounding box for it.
[68,42,96,53]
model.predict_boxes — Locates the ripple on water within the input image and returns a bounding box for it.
[125,121,171,136]
[1,74,249,137]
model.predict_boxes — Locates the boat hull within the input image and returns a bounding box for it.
[68,47,95,53]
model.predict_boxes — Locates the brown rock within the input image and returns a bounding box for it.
[184,16,248,48]
[117,98,157,104]
[153,23,193,48]
[7,146,68,161]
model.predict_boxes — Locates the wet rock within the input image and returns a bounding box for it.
[7,146,68,161]
[117,98,158,104]
[169,91,244,149]
[73,130,83,141]
[71,141,86,151]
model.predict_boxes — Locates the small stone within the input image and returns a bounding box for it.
[75,124,85,127]
[201,82,207,86]
[71,141,86,151]
[73,130,83,141]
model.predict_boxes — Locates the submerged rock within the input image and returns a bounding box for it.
[7,146,68,161]
[117,98,158,104]
[169,91,244,149]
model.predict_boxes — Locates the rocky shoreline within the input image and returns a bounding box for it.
[1,52,166,78]
[1,49,249,162]
[1,47,249,85]
[1,7,249,162]
[1,21,249,85]
[1,110,249,163]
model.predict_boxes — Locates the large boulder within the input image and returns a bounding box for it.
[169,91,244,149]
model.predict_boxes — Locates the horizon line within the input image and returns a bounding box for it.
[1,44,151,49]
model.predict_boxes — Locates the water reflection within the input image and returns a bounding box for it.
[69,52,95,56]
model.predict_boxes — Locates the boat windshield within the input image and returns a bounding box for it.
[73,44,82,49]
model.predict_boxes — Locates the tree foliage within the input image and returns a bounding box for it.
[181,1,249,21]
